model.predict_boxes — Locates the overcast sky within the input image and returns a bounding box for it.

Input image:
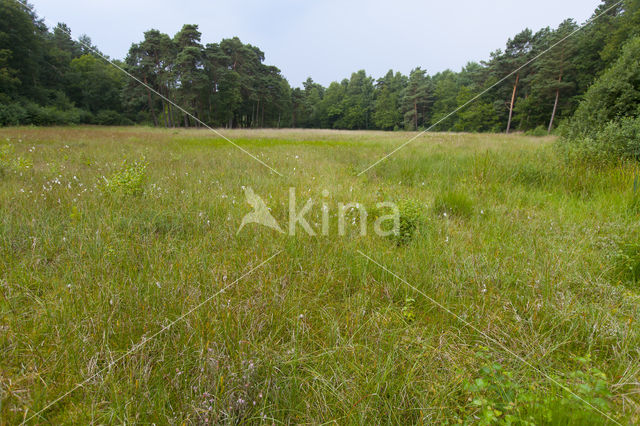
[31,0,602,87]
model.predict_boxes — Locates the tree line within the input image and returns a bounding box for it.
[1,0,638,133]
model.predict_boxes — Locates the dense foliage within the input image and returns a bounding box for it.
[1,0,639,133]
[560,35,640,160]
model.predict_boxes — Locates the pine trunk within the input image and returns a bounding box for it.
[548,70,563,133]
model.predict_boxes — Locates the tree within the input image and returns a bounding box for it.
[401,68,431,130]
[67,54,125,115]
[372,70,406,130]
[430,70,459,130]
[173,25,206,127]
[527,21,578,133]
[563,35,640,138]
[503,29,534,133]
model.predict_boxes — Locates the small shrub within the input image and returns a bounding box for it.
[0,144,12,177]
[433,190,473,219]
[94,110,131,126]
[0,144,14,167]
[458,351,614,424]
[526,125,548,137]
[392,199,424,245]
[0,144,31,176]
[102,159,148,196]
[400,297,416,322]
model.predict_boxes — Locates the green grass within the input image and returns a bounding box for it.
[1,126,640,424]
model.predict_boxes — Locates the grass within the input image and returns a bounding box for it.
[1,126,640,424]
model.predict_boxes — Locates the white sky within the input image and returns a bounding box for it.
[31,0,603,87]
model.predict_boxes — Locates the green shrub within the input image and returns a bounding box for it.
[94,110,131,126]
[102,159,148,196]
[559,36,640,162]
[0,144,13,176]
[526,125,548,137]
[0,103,27,126]
[0,143,31,175]
[22,103,88,126]
[561,117,640,162]
[392,199,424,245]
[433,190,473,219]
[458,351,613,424]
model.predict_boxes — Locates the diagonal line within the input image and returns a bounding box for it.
[21,249,282,425]
[357,250,622,425]
[56,26,283,177]
[357,0,624,176]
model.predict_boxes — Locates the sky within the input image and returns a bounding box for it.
[31,0,603,88]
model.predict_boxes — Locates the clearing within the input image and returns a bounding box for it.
[1,127,639,424]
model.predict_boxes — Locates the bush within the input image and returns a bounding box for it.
[526,125,548,137]
[0,143,31,176]
[0,103,28,126]
[22,103,88,126]
[102,159,148,196]
[459,351,613,424]
[392,199,424,245]
[559,36,640,162]
[94,110,132,126]
[0,144,13,176]
[560,116,640,162]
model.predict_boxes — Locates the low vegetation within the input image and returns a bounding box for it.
[1,127,640,423]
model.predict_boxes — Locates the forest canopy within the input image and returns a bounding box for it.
[0,0,639,136]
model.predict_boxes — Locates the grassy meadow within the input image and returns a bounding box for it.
[2,126,640,424]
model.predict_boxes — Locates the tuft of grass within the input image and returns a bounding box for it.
[615,240,640,286]
[432,190,474,219]
[629,175,640,215]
